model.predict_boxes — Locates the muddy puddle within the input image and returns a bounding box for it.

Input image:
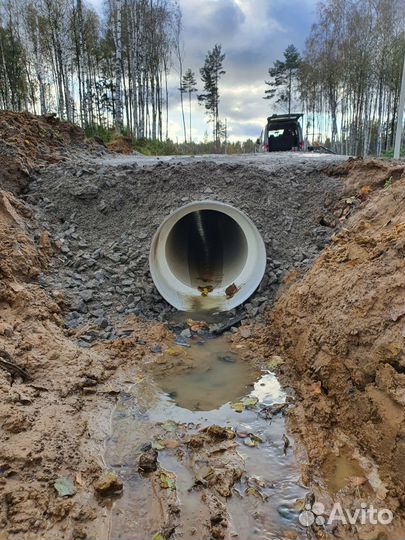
[153,336,258,411]
[104,335,309,540]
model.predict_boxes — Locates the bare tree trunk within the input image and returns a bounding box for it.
[178,58,186,142]
[113,0,123,131]
[164,61,169,140]
[189,90,192,142]
[33,12,46,115]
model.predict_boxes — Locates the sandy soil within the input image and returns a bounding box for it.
[0,111,105,195]
[0,187,175,539]
[242,159,405,539]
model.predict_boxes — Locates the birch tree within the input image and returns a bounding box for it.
[110,0,122,131]
[297,0,405,155]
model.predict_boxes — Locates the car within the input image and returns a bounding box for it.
[256,113,304,152]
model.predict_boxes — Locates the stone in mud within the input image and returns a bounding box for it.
[71,184,99,200]
[97,318,109,329]
[138,448,158,473]
[180,328,191,338]
[202,490,228,537]
[175,335,190,348]
[185,434,205,448]
[94,471,123,496]
[1,408,32,433]
[217,354,236,364]
[213,467,243,497]
[80,333,98,343]
[72,525,88,539]
[203,425,235,441]
[54,476,76,497]
[82,376,98,387]
[283,530,298,540]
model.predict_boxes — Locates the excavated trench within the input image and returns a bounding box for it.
[106,192,306,536]
[22,157,347,539]
[19,154,404,540]
[1,113,404,540]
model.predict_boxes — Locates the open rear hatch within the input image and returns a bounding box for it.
[266,114,303,151]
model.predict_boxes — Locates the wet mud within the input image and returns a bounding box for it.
[104,335,308,540]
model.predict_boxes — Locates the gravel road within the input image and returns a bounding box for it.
[94,150,348,168]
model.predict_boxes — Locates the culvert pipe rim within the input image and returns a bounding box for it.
[149,200,266,311]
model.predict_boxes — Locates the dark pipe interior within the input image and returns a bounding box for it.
[165,210,248,289]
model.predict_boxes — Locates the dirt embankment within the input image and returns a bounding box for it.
[0,188,172,539]
[248,159,405,537]
[0,111,105,195]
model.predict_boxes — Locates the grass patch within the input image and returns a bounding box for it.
[84,126,257,155]
[382,147,405,158]
[84,124,115,144]
[133,138,180,155]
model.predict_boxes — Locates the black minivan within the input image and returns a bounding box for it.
[258,113,304,152]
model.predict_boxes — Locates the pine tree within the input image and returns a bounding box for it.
[181,68,197,142]
[198,44,225,145]
[264,44,301,114]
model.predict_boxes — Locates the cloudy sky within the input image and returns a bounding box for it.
[88,0,318,142]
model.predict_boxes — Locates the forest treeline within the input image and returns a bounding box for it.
[0,0,186,141]
[0,0,228,146]
[266,0,405,156]
[1,0,405,155]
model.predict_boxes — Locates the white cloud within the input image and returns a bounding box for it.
[168,0,317,141]
[87,0,317,142]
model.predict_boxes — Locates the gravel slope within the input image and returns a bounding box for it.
[26,154,346,342]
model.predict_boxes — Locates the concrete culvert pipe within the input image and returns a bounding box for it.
[149,200,266,312]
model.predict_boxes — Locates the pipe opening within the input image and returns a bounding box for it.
[149,200,266,312]
[165,210,248,290]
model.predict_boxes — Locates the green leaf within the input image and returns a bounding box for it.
[241,396,259,409]
[152,533,165,540]
[151,439,165,451]
[195,465,215,483]
[231,402,245,413]
[159,470,176,490]
[243,437,258,447]
[384,177,392,189]
[245,486,268,501]
[267,355,285,371]
[162,420,177,432]
[54,476,76,497]
[243,434,263,447]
